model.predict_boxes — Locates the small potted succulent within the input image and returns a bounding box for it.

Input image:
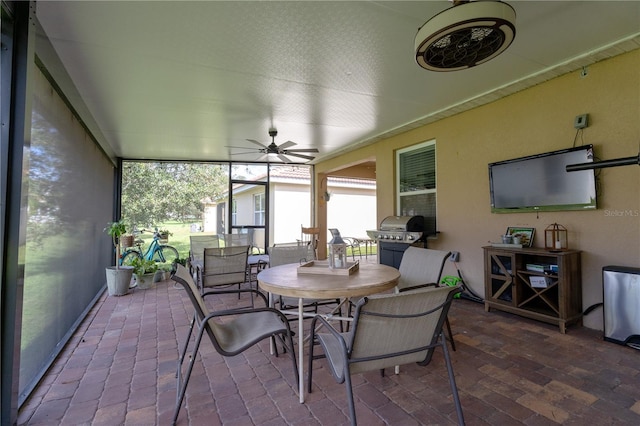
[154,264,174,282]
[104,220,134,296]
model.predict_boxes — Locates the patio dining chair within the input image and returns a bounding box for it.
[300,225,320,259]
[343,237,363,261]
[171,264,298,426]
[196,245,251,304]
[267,245,342,322]
[308,285,464,426]
[220,233,251,247]
[397,247,456,353]
[188,234,219,275]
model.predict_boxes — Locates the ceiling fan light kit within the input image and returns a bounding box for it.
[415,0,516,72]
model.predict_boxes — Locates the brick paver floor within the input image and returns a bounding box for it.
[18,274,640,425]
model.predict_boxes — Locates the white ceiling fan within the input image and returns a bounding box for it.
[231,128,319,163]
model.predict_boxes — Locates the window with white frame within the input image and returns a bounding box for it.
[396,140,437,235]
[253,193,265,225]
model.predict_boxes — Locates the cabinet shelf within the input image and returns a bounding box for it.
[483,246,582,333]
[519,270,558,278]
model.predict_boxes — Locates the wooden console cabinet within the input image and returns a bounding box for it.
[483,246,582,333]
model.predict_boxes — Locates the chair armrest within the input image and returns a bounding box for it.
[202,288,268,306]
[193,262,203,290]
[202,306,291,324]
[400,283,463,299]
[309,314,350,382]
[310,314,344,340]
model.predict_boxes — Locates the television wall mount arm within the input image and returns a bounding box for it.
[566,151,640,172]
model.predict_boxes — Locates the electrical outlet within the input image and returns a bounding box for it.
[449,251,460,262]
[574,114,588,129]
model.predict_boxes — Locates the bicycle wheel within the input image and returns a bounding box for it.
[153,245,179,265]
[121,250,142,266]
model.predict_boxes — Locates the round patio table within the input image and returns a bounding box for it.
[257,261,400,402]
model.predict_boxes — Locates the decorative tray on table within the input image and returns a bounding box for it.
[297,260,359,276]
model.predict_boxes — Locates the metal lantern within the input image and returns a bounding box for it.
[328,235,348,269]
[545,223,568,251]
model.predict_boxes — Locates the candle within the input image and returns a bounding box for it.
[555,239,561,249]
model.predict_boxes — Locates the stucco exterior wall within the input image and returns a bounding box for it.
[327,188,377,240]
[315,50,640,331]
[271,183,312,245]
[203,180,376,247]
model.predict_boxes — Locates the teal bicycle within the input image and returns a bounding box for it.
[120,228,179,268]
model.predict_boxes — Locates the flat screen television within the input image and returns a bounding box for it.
[489,145,597,213]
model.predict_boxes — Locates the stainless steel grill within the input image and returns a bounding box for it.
[366,215,424,243]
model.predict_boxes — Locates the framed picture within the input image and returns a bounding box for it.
[506,227,535,247]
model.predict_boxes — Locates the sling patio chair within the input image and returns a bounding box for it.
[170,264,298,426]
[308,285,464,426]
[219,233,251,247]
[299,225,320,259]
[188,234,220,276]
[345,247,455,348]
[396,246,456,352]
[342,237,363,261]
[267,244,343,327]
[195,244,250,292]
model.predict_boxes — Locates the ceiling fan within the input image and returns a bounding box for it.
[231,128,319,163]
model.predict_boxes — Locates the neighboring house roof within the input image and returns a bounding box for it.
[268,166,311,182]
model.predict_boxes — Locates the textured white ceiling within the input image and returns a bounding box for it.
[35,1,640,163]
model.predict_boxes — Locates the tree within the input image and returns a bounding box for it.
[121,162,228,229]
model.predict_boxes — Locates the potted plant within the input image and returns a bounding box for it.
[158,229,172,242]
[128,257,158,289]
[104,220,134,296]
[172,256,188,272]
[154,264,174,282]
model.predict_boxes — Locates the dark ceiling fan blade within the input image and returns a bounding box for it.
[284,148,319,153]
[283,152,316,161]
[278,141,297,150]
[246,138,268,149]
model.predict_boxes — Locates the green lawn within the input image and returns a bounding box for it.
[146,221,377,260]
[154,221,191,259]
